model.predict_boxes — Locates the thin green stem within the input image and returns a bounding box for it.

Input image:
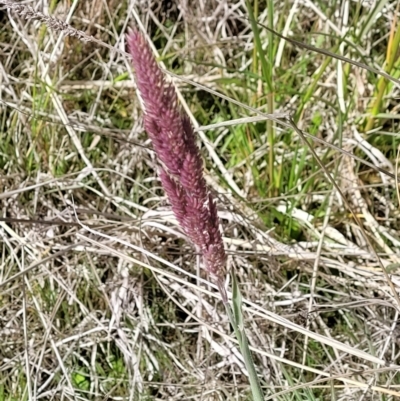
[223,273,265,401]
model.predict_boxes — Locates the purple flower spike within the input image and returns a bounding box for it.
[127,31,227,293]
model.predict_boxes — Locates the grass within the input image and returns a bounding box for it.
[1,0,400,399]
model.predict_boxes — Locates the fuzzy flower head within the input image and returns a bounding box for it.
[127,31,226,283]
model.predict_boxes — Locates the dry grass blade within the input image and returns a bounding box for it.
[290,118,400,311]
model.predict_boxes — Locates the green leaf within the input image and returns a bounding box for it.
[232,269,243,329]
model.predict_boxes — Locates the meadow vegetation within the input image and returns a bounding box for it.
[1,0,400,400]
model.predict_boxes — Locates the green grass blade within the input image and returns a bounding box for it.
[226,271,265,401]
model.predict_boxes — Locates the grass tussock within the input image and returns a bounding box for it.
[1,0,400,400]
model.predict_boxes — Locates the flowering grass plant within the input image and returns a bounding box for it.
[127,30,264,400]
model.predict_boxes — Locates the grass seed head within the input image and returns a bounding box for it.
[127,30,226,283]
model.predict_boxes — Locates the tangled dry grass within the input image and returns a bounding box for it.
[1,0,400,400]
